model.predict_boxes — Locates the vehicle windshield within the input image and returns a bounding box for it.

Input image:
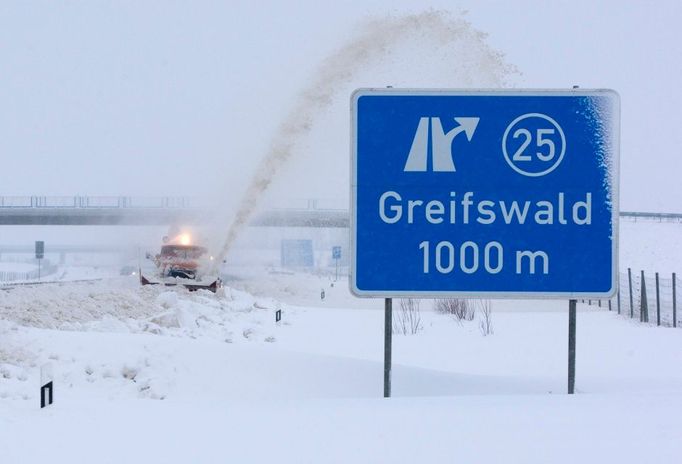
[160,245,206,259]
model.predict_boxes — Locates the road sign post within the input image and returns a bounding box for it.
[351,89,619,396]
[332,246,342,281]
[35,241,44,281]
[568,299,576,394]
[384,297,392,398]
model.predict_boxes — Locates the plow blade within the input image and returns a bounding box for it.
[139,271,221,293]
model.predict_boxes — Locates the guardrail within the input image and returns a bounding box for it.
[0,196,352,211]
[619,211,682,222]
[0,196,193,209]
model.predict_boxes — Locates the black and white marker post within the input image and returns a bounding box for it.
[40,363,54,408]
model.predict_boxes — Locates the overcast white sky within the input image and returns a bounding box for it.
[1,0,680,212]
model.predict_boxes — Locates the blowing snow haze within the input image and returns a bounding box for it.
[214,10,513,264]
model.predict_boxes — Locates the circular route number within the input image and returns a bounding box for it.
[502,113,566,177]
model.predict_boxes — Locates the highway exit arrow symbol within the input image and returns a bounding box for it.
[404,116,480,172]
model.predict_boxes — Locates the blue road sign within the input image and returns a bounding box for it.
[35,241,44,260]
[351,89,619,298]
[332,246,342,260]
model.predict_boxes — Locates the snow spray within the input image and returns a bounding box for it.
[211,10,515,271]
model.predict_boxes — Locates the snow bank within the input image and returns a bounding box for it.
[0,278,292,400]
[0,278,285,334]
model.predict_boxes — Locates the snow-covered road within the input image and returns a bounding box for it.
[1,277,680,463]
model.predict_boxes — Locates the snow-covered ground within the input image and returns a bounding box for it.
[0,273,680,463]
[620,219,682,274]
[0,220,680,463]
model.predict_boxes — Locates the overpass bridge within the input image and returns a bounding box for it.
[0,196,348,227]
[0,196,678,227]
[0,195,348,227]
[0,196,200,225]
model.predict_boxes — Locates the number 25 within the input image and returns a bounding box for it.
[512,128,556,162]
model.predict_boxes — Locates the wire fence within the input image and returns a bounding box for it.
[583,269,678,328]
[0,263,58,284]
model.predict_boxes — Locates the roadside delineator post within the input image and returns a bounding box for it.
[40,363,53,409]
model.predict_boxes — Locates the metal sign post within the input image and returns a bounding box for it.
[384,297,392,397]
[332,246,341,281]
[568,299,577,394]
[351,89,619,396]
[35,241,44,281]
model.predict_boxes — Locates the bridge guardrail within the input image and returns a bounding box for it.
[0,196,194,209]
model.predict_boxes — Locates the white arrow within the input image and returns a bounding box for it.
[431,117,480,172]
[404,116,480,172]
[453,117,480,141]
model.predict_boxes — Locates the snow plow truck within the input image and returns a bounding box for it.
[139,234,221,292]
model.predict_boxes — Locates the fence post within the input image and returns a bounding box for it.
[617,289,621,314]
[628,268,634,318]
[640,270,648,323]
[655,272,660,326]
[608,299,612,311]
[673,272,677,328]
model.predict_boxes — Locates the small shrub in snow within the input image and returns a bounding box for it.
[264,336,276,343]
[393,299,423,335]
[433,299,475,321]
[478,300,493,336]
